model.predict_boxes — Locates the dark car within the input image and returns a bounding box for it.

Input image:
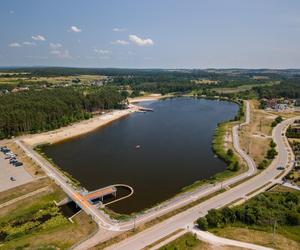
[1,147,10,153]
[14,162,23,167]
[277,166,285,170]
[9,158,17,164]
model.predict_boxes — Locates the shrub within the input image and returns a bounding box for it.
[286,211,300,225]
[227,149,234,157]
[196,217,208,231]
[266,148,278,159]
[258,159,268,169]
[206,209,223,228]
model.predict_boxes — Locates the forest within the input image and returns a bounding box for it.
[0,86,125,138]
[253,81,300,99]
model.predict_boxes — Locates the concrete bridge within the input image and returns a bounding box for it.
[56,184,134,209]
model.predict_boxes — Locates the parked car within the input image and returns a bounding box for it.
[5,152,15,158]
[0,147,9,153]
[0,146,6,151]
[10,177,16,181]
[277,166,285,170]
[14,162,23,167]
[9,159,18,164]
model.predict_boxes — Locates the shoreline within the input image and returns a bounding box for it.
[22,95,164,146]
[22,109,135,146]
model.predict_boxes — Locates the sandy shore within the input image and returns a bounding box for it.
[22,95,166,146]
[22,109,135,146]
[128,94,164,103]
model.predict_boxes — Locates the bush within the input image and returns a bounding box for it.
[227,149,234,157]
[266,148,278,159]
[232,161,240,171]
[270,140,276,148]
[275,116,283,123]
[286,211,300,225]
[258,159,268,169]
[196,217,208,231]
[206,209,223,228]
[271,116,283,127]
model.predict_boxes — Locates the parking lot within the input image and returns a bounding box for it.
[0,148,33,192]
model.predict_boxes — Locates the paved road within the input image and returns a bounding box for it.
[282,181,300,191]
[104,114,299,250]
[191,227,273,250]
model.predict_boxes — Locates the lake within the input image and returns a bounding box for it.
[43,97,238,214]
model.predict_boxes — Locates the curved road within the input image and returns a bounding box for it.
[103,109,299,250]
[15,101,299,250]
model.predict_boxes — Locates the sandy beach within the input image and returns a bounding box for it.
[22,109,135,146]
[128,94,164,103]
[22,95,166,146]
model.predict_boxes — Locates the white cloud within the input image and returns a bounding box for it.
[111,40,129,45]
[49,43,63,49]
[113,27,126,32]
[23,41,36,46]
[9,42,22,47]
[51,49,71,59]
[94,49,110,54]
[32,35,46,41]
[70,26,82,33]
[129,35,154,46]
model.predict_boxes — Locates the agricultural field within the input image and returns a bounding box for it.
[0,73,107,87]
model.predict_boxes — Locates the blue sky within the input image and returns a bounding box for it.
[1,0,300,68]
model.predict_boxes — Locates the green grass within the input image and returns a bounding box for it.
[0,192,70,249]
[0,188,97,250]
[158,232,202,250]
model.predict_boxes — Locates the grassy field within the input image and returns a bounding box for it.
[0,177,50,205]
[239,100,274,165]
[0,182,97,249]
[211,227,300,250]
[205,186,300,250]
[212,81,279,94]
[158,233,206,250]
[158,232,243,250]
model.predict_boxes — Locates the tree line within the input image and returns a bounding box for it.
[197,191,300,231]
[0,86,125,138]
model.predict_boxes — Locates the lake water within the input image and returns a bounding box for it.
[43,97,238,214]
